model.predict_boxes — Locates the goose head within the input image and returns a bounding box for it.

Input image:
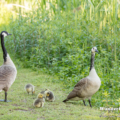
[38,93,43,98]
[0,31,12,37]
[38,93,46,99]
[91,47,98,53]
[46,92,50,97]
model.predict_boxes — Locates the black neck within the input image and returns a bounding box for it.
[90,53,95,71]
[1,35,7,62]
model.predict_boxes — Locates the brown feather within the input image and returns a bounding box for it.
[66,77,92,100]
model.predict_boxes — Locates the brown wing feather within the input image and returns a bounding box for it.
[67,77,90,99]
[66,90,77,99]
[74,77,88,88]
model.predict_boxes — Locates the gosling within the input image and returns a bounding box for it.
[44,89,55,102]
[33,93,46,108]
[25,83,35,95]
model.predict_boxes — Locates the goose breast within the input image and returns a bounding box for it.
[0,65,17,91]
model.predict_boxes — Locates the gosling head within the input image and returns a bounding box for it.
[37,93,46,99]
[38,93,43,98]
[46,92,50,97]
[91,47,98,53]
[0,31,12,37]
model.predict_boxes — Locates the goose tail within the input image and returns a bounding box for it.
[63,99,68,102]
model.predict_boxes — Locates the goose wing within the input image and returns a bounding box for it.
[74,77,89,88]
[66,77,90,99]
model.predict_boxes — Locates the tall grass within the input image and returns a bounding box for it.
[0,0,120,108]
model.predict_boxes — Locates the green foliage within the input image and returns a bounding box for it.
[0,0,120,108]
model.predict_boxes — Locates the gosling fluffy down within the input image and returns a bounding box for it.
[25,83,35,95]
[33,93,46,108]
[44,89,55,102]
[33,98,45,108]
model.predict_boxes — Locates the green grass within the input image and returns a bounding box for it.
[0,51,111,120]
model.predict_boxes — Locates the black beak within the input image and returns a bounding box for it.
[8,33,12,35]
[95,49,98,52]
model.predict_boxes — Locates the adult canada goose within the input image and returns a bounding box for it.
[34,93,45,108]
[63,47,101,107]
[25,83,35,95]
[44,89,55,102]
[0,31,17,102]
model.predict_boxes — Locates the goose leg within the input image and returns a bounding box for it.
[4,91,7,102]
[0,91,11,102]
[83,100,86,106]
[88,99,92,108]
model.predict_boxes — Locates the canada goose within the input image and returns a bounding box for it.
[63,47,101,107]
[33,93,45,108]
[45,89,55,102]
[25,83,35,95]
[0,31,17,102]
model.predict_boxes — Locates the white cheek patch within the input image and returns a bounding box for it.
[91,47,97,52]
[91,48,94,52]
[2,32,7,37]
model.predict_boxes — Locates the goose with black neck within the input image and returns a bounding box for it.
[63,47,101,107]
[0,31,17,102]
